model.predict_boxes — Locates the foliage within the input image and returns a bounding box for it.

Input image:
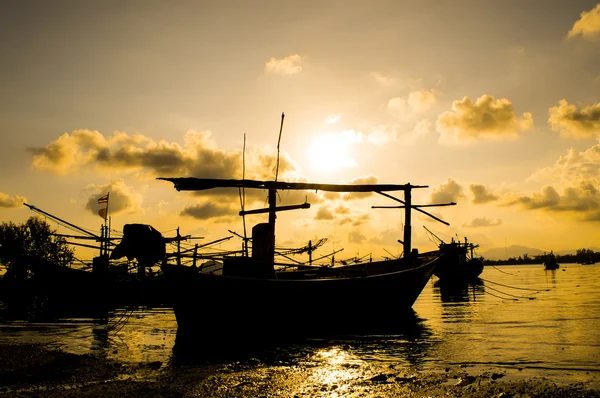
[0,217,74,277]
[485,249,600,265]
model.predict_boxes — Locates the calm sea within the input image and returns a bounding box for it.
[1,263,599,387]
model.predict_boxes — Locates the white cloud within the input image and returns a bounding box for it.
[83,179,143,217]
[430,179,466,204]
[528,144,600,186]
[505,182,600,221]
[371,72,396,87]
[470,184,499,204]
[436,95,533,145]
[30,129,300,182]
[548,99,600,139]
[264,54,305,75]
[387,88,440,119]
[0,192,27,208]
[325,114,342,124]
[367,120,431,146]
[567,3,600,40]
[463,217,503,228]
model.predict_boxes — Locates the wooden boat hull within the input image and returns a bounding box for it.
[434,257,484,281]
[164,256,439,341]
[432,243,484,282]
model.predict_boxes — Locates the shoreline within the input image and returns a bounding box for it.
[1,343,599,397]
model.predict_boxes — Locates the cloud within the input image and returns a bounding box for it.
[84,179,143,217]
[180,202,235,220]
[31,130,236,176]
[368,228,405,247]
[264,54,304,75]
[371,72,396,87]
[348,230,367,244]
[367,120,431,146]
[333,205,351,215]
[470,184,498,204]
[463,217,503,228]
[548,99,600,139]
[567,3,600,40]
[0,192,27,208]
[436,95,533,144]
[387,88,440,119]
[341,175,380,201]
[430,179,465,204]
[528,144,600,185]
[337,213,371,227]
[30,130,302,183]
[315,206,335,221]
[505,182,600,221]
[366,125,396,145]
[325,114,342,124]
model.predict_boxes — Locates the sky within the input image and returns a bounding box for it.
[1,0,600,262]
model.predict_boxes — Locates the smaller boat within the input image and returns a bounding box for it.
[424,227,484,282]
[543,252,559,270]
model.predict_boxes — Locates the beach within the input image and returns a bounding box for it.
[1,343,599,398]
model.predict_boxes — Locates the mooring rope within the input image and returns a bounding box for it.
[480,277,550,292]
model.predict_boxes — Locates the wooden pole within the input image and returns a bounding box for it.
[403,186,412,262]
[268,188,277,263]
[192,243,198,269]
[177,227,181,267]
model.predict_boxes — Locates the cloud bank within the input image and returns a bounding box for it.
[470,184,499,204]
[264,54,305,75]
[463,217,503,228]
[0,192,27,208]
[30,130,300,182]
[567,3,600,40]
[84,179,143,217]
[430,179,465,204]
[548,100,600,139]
[436,95,533,144]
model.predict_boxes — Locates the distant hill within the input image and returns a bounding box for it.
[480,245,600,261]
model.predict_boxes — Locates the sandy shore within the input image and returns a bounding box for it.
[1,343,599,397]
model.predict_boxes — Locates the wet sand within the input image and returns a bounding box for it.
[1,343,599,397]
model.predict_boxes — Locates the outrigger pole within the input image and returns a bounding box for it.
[24,203,100,239]
[372,190,456,262]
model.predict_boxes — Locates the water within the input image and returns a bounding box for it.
[1,263,599,390]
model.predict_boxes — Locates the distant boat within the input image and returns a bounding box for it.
[424,227,484,282]
[543,252,560,270]
[152,177,453,340]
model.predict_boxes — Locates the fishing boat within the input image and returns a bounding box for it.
[423,227,484,282]
[156,177,454,341]
[543,251,559,270]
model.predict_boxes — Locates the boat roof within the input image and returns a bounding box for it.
[158,177,427,193]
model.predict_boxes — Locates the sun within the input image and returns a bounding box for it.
[307,132,361,173]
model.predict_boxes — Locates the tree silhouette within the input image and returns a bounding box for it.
[0,217,74,281]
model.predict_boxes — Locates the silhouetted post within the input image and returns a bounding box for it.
[267,188,277,264]
[177,227,181,267]
[403,186,412,263]
[192,244,198,269]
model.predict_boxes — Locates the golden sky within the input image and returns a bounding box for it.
[1,1,600,261]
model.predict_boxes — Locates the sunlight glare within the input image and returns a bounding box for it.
[307,131,362,173]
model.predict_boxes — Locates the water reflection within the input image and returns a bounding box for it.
[433,278,485,303]
[171,309,433,368]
